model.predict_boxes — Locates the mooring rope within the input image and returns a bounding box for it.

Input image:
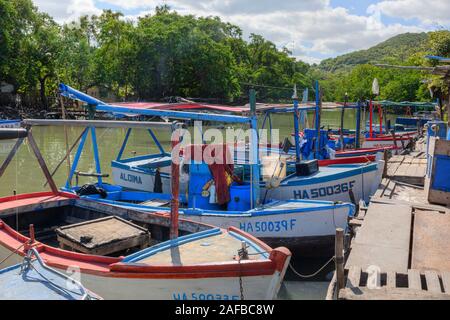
[289,256,335,279]
[0,242,25,267]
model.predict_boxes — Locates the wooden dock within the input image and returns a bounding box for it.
[327,138,450,300]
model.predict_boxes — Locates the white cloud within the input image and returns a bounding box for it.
[32,0,433,62]
[368,0,450,26]
[33,0,101,23]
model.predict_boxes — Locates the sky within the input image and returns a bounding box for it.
[32,0,450,64]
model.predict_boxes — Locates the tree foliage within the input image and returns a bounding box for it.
[1,1,448,110]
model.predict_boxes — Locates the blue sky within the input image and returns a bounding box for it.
[33,0,449,64]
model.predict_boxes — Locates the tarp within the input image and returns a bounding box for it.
[114,102,248,113]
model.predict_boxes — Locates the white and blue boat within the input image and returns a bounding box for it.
[0,248,101,300]
[45,83,367,256]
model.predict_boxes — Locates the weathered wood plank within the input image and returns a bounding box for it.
[441,272,450,294]
[339,287,450,300]
[345,203,412,273]
[386,271,396,288]
[408,269,422,290]
[425,271,442,294]
[412,210,450,272]
[346,266,361,289]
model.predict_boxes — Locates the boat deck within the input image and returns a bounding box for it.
[136,231,266,266]
[0,261,88,300]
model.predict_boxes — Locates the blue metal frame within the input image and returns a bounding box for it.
[116,128,132,161]
[59,83,262,209]
[293,90,301,161]
[355,101,362,149]
[148,128,165,154]
[90,127,103,186]
[314,81,321,159]
[65,129,89,188]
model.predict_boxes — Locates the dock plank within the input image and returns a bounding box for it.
[346,266,361,289]
[442,272,450,293]
[339,287,450,300]
[345,203,412,273]
[386,271,396,288]
[408,269,422,290]
[424,271,442,294]
[412,210,450,272]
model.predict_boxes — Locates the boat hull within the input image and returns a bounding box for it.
[0,243,284,300]
[0,194,290,300]
[267,162,383,204]
[182,202,353,257]
[111,164,174,194]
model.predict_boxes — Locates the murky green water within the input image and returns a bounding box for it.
[0,109,392,299]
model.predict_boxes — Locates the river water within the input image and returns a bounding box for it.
[0,109,392,299]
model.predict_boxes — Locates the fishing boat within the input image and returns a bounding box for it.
[49,83,361,256]
[0,248,101,300]
[58,83,383,205]
[0,125,291,300]
[27,118,355,257]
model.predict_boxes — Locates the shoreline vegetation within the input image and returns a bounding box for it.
[1,0,449,115]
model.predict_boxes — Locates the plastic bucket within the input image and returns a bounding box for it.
[228,183,252,211]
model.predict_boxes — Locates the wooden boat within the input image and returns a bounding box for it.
[0,248,101,300]
[70,191,355,257]
[362,134,414,149]
[0,125,291,300]
[33,119,355,257]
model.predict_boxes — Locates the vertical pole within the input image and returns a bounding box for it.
[335,228,345,298]
[117,128,132,161]
[90,127,103,186]
[340,93,347,151]
[249,88,260,207]
[170,129,180,240]
[66,129,89,188]
[60,95,72,187]
[355,101,361,149]
[382,150,388,178]
[293,85,301,162]
[369,99,374,138]
[378,105,383,135]
[314,81,321,159]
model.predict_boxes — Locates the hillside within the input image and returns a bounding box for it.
[318,32,429,72]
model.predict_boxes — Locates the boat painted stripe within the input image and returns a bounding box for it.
[112,162,171,176]
[279,163,378,187]
[0,263,21,274]
[87,197,355,218]
[0,120,21,124]
[123,228,222,263]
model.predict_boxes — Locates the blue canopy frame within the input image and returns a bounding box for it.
[59,83,262,208]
